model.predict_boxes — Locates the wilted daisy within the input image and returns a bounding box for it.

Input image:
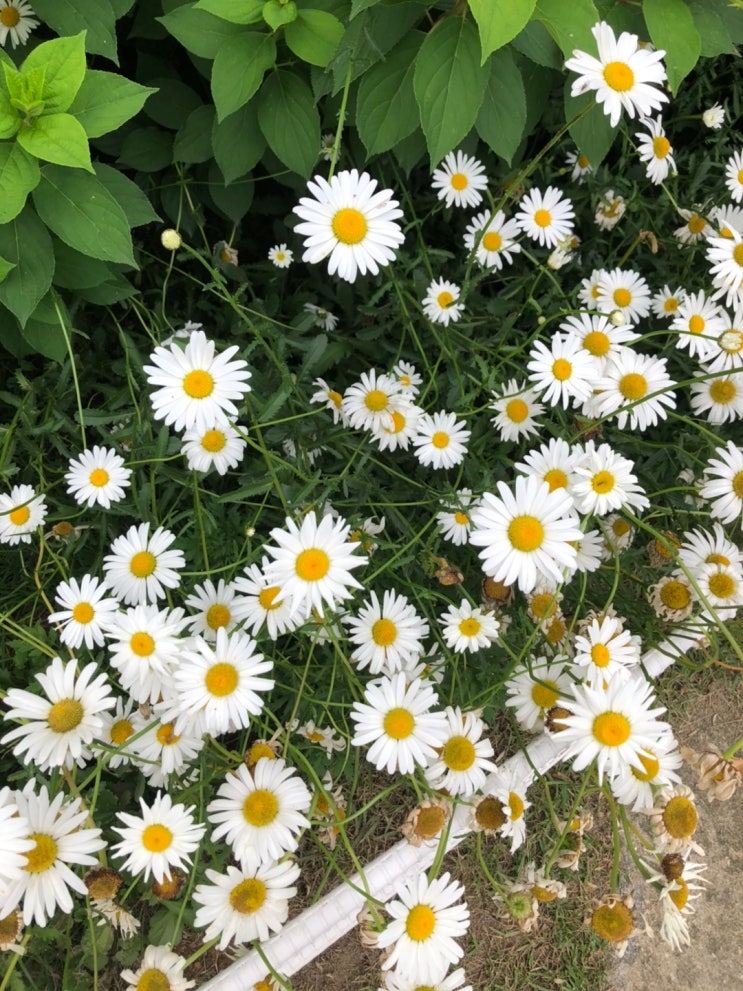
[439,600,500,654]
[595,268,652,325]
[431,150,488,209]
[425,706,497,796]
[705,309,743,373]
[346,589,429,674]
[232,559,302,639]
[207,758,311,869]
[180,421,247,474]
[112,792,205,884]
[653,858,707,952]
[648,573,695,622]
[504,656,573,731]
[377,871,470,982]
[350,672,448,775]
[120,945,194,991]
[643,784,703,856]
[674,210,711,245]
[193,859,300,949]
[107,604,187,704]
[48,575,120,649]
[268,243,293,268]
[594,190,626,230]
[463,209,521,269]
[411,411,470,469]
[303,301,339,331]
[183,577,250,640]
[699,440,743,524]
[669,290,724,359]
[515,186,575,248]
[422,279,465,326]
[564,21,668,127]
[526,332,596,409]
[571,442,649,517]
[0,484,47,545]
[0,0,38,48]
[292,169,404,282]
[103,522,185,606]
[489,379,544,442]
[64,446,131,509]
[636,116,675,183]
[342,368,402,432]
[573,614,641,686]
[690,367,743,423]
[587,894,636,957]
[436,488,477,546]
[144,329,252,434]
[590,349,676,431]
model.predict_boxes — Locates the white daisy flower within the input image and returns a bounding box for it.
[565,149,593,183]
[180,421,247,474]
[411,411,470,469]
[488,764,533,852]
[595,267,652,325]
[436,488,477,546]
[589,348,676,431]
[370,397,424,452]
[515,186,575,248]
[193,859,300,950]
[489,379,544,443]
[463,209,521,269]
[422,279,465,326]
[643,784,704,856]
[292,169,404,282]
[350,672,448,775]
[469,476,582,593]
[128,717,205,788]
[106,604,188,704]
[609,729,683,811]
[515,437,580,496]
[636,116,675,184]
[48,574,120,650]
[705,308,743,373]
[431,150,488,209]
[578,267,609,307]
[706,229,743,308]
[295,719,346,755]
[144,329,252,434]
[709,204,743,239]
[702,102,725,128]
[120,945,194,991]
[439,600,500,654]
[669,290,724,359]
[303,301,339,331]
[377,871,470,982]
[112,792,205,884]
[690,367,743,423]
[268,243,293,268]
[0,0,38,48]
[384,967,471,991]
[183,577,250,640]
[526,332,596,409]
[103,522,185,606]
[342,368,403,432]
[571,441,649,517]
[94,696,145,770]
[233,558,302,639]
[651,285,684,319]
[725,148,743,203]
[207,758,311,870]
[594,190,626,230]
[64,446,131,509]
[504,656,573,732]
[0,787,34,883]
[392,360,423,397]
[573,614,642,686]
[674,210,711,245]
[424,706,497,796]
[559,312,639,369]
[346,589,429,675]
[677,522,743,573]
[311,377,346,424]
[564,21,668,127]
[0,484,47,545]
[695,561,743,619]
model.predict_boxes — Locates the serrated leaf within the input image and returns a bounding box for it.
[93,163,160,227]
[565,81,616,168]
[212,101,266,184]
[0,143,40,224]
[475,48,527,165]
[211,32,276,122]
[285,10,344,67]
[194,0,264,23]
[0,208,54,327]
[157,5,243,59]
[30,0,119,62]
[23,32,87,113]
[469,0,537,61]
[69,71,157,138]
[413,17,489,167]
[356,33,423,156]
[263,0,297,30]
[643,0,702,94]
[17,113,93,172]
[257,70,319,178]
[32,166,135,266]
[534,0,599,56]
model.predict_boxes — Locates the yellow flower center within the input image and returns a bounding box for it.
[230,877,267,914]
[505,397,528,422]
[660,580,691,610]
[201,429,226,452]
[454,511,469,525]
[578,155,590,168]
[708,571,735,599]
[0,910,20,944]
[450,172,468,190]
[688,214,706,234]
[720,226,734,238]
[543,468,568,491]
[111,718,134,745]
[183,369,214,398]
[603,61,635,92]
[544,615,567,643]
[72,601,95,624]
[0,7,20,27]
[205,661,239,697]
[414,805,446,839]
[25,834,58,874]
[612,518,631,536]
[364,389,388,412]
[47,698,84,733]
[372,618,397,646]
[583,330,610,356]
[295,548,330,582]
[591,900,634,942]
[590,643,611,668]
[458,616,482,640]
[619,372,647,400]
[534,208,552,228]
[531,679,558,709]
[530,592,558,619]
[405,904,436,941]
[9,505,30,526]
[508,515,544,552]
[532,884,558,903]
[733,470,743,498]
[331,207,368,245]
[475,795,506,831]
[328,389,342,408]
[258,585,282,610]
[552,358,572,381]
[243,789,279,826]
[738,169,743,185]
[137,970,170,991]
[130,550,157,578]
[383,707,415,740]
[156,723,180,746]
[652,135,671,159]
[142,824,173,852]
[431,431,450,449]
[592,711,631,746]
[613,287,631,308]
[245,741,276,766]
[436,291,454,308]
[89,468,110,487]
[591,470,615,494]
[442,734,476,771]
[508,791,524,820]
[662,795,697,838]
[664,297,679,312]
[668,878,688,911]
[688,315,709,337]
[631,751,660,781]
[734,243,743,267]
[482,231,502,251]
[206,603,231,629]
[130,632,155,657]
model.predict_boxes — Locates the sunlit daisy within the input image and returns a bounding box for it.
[699,440,743,524]
[293,169,404,282]
[436,488,477,546]
[677,522,743,573]
[439,600,500,654]
[346,589,429,675]
[706,229,743,307]
[590,348,676,431]
[425,706,497,796]
[695,560,743,620]
[489,379,545,443]
[268,243,293,268]
[515,437,580,496]
[342,368,403,432]
[674,210,711,245]
[488,764,534,852]
[463,209,521,269]
[183,577,250,640]
[0,787,33,884]
[690,367,743,423]
[609,729,683,811]
[725,148,743,203]
[0,484,47,545]
[560,312,638,369]
[0,0,38,48]
[64,446,131,509]
[571,441,649,517]
[526,332,596,409]
[48,574,120,649]
[180,421,247,474]
[595,268,652,325]
[107,604,188,704]
[669,291,724,359]
[422,279,465,326]
[515,186,575,248]
[636,116,675,184]
[233,558,302,639]
[573,614,642,686]
[103,522,185,606]
[112,792,205,884]
[431,150,488,209]
[594,190,626,230]
[411,411,470,469]
[120,944,194,991]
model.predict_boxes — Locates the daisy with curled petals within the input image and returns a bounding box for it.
[422,279,465,326]
[669,290,724,360]
[643,784,704,856]
[2,656,115,772]
[564,21,668,128]
[263,510,367,619]
[698,441,743,525]
[107,604,188,704]
[489,379,544,443]
[690,367,743,424]
[292,169,405,282]
[558,675,670,784]
[635,117,675,184]
[573,614,641,687]
[48,574,119,650]
[350,672,448,775]
[589,349,676,432]
[431,149,488,209]
[515,186,575,248]
[144,329,252,434]
[438,600,500,654]
[0,484,47,545]
[184,577,250,640]
[181,421,247,475]
[103,522,185,606]
[411,411,470,469]
[268,243,293,268]
[207,757,311,869]
[595,268,652,325]
[342,368,403,432]
[436,488,477,546]
[470,476,582,593]
[425,706,497,797]
[594,190,626,230]
[311,377,347,425]
[346,589,429,675]
[609,728,683,812]
[233,559,302,639]
[706,229,743,308]
[120,945,194,991]
[515,437,580,496]
[725,148,743,203]
[0,787,33,884]
[652,859,708,952]
[488,764,533,852]
[111,792,205,884]
[193,859,300,950]
[571,441,649,517]
[674,210,711,245]
[377,871,470,982]
[463,209,521,269]
[504,656,573,731]
[0,1,38,48]
[64,446,131,509]
[5,782,105,927]
[526,333,596,409]
[560,313,638,370]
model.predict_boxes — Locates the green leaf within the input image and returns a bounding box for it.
[32,166,135,266]
[469,0,537,61]
[23,32,87,114]
[475,48,527,165]
[93,164,160,227]
[413,17,489,167]
[52,239,118,288]
[564,81,616,169]
[69,71,157,138]
[285,9,344,67]
[194,0,264,23]
[331,3,423,93]
[78,271,136,305]
[356,33,423,156]
[263,0,297,29]
[212,101,266,184]
[350,0,381,15]
[211,32,276,122]
[20,293,69,363]
[689,2,738,57]
[208,163,254,223]
[17,113,93,172]
[117,127,174,172]
[534,0,599,56]
[143,77,202,130]
[4,64,45,113]
[0,143,40,224]
[0,86,20,139]
[0,207,54,327]
[643,0,702,94]
[173,104,216,162]
[30,0,119,62]
[512,21,563,68]
[257,70,320,177]
[0,254,15,282]
[158,5,244,59]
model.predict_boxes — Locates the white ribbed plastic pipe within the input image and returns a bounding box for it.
[199,733,570,990]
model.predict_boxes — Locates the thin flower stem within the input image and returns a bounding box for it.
[723,735,743,759]
[328,63,352,181]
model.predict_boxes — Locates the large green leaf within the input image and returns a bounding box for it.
[512,21,563,67]
[0,144,40,225]
[211,32,276,121]
[194,0,264,23]
[535,0,598,56]
[32,166,135,266]
[0,208,54,327]
[0,254,14,282]
[142,77,202,130]
[19,292,70,363]
[30,0,119,62]
[93,164,160,227]
[23,32,87,114]
[689,3,738,56]
[117,127,174,172]
[70,71,157,138]
[0,86,19,139]
[257,70,320,178]
[284,10,345,67]
[53,239,119,289]
[208,164,254,224]
[565,82,616,168]
[173,105,216,162]
[413,17,489,167]
[475,48,527,165]
[469,0,537,61]
[17,113,93,172]
[356,33,423,156]
[331,3,423,93]
[212,101,266,184]
[643,0,702,94]
[263,0,298,30]
[158,5,244,59]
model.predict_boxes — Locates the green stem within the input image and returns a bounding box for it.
[723,735,743,759]
[328,63,352,181]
